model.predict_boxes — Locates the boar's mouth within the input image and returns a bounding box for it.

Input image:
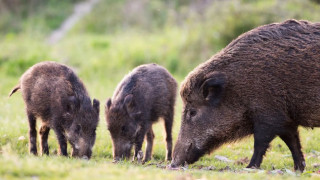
[71,146,92,159]
[70,141,93,159]
[113,143,132,162]
[170,136,229,169]
[170,143,205,168]
[113,152,131,162]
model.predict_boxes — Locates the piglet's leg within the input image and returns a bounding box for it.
[39,125,50,156]
[53,125,68,156]
[27,112,37,155]
[279,128,305,172]
[133,146,143,162]
[164,111,173,161]
[247,123,276,169]
[144,128,155,162]
[133,128,147,162]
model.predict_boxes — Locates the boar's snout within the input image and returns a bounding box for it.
[71,141,93,159]
[113,142,132,161]
[72,149,92,159]
[171,141,205,168]
[80,149,92,159]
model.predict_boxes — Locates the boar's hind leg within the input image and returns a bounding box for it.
[164,112,173,161]
[247,124,276,169]
[27,112,37,155]
[53,125,68,156]
[39,125,50,155]
[279,129,305,172]
[144,128,155,162]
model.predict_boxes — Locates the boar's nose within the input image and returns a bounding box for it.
[113,157,121,163]
[82,155,89,160]
[167,162,179,170]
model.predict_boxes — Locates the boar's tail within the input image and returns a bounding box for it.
[9,84,21,97]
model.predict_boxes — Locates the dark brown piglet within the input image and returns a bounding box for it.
[9,61,100,159]
[170,19,320,172]
[105,63,177,162]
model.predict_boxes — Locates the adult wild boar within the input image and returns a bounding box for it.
[9,61,100,159]
[105,63,177,162]
[170,20,320,171]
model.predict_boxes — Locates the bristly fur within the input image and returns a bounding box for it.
[172,19,320,172]
[10,61,100,158]
[106,63,177,162]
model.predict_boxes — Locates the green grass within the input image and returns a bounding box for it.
[2,85,320,179]
[1,0,320,179]
[1,52,320,179]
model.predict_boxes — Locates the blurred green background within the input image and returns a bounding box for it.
[1,0,320,179]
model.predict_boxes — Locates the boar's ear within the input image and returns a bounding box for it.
[201,73,226,106]
[124,94,142,119]
[66,96,79,112]
[93,99,100,114]
[124,94,133,105]
[106,98,112,111]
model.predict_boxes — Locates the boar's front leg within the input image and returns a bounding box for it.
[279,128,305,172]
[27,112,37,155]
[144,128,155,162]
[53,124,68,156]
[39,124,50,155]
[247,122,276,169]
[133,127,147,162]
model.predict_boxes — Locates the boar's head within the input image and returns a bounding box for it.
[170,71,248,168]
[65,96,100,159]
[105,94,142,161]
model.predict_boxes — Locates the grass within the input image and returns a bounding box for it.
[1,0,320,179]
[1,54,320,179]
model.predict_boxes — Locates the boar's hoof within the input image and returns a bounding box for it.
[30,149,38,156]
[113,157,121,163]
[143,155,152,163]
[137,150,144,162]
[294,161,305,172]
[246,164,259,169]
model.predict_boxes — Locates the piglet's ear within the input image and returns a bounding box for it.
[124,94,141,119]
[124,94,133,107]
[93,98,100,114]
[106,98,112,111]
[201,72,226,106]
[66,96,79,112]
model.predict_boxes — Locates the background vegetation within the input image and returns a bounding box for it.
[1,0,320,179]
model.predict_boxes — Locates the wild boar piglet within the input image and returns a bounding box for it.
[10,61,100,159]
[105,63,177,162]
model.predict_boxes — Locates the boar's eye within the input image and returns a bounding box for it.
[189,109,197,117]
[121,126,127,134]
[75,124,81,134]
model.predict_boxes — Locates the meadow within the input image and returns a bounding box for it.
[1,0,320,179]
